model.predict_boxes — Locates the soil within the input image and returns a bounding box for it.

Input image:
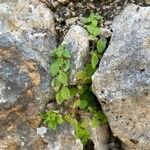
[42,0,147,40]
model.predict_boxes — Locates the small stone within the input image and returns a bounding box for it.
[37,126,47,138]
[57,0,70,5]
[65,17,78,25]
[62,25,90,84]
[145,0,150,4]
[100,28,112,38]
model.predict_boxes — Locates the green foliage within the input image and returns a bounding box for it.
[75,123,90,145]
[91,52,99,69]
[42,13,108,145]
[50,44,71,104]
[41,111,63,130]
[97,39,106,54]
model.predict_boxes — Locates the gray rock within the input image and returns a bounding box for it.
[90,124,110,150]
[37,124,83,150]
[100,28,112,38]
[92,4,150,150]
[145,0,150,5]
[0,0,57,149]
[0,0,56,110]
[62,25,89,84]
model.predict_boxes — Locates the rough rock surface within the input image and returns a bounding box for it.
[0,0,57,149]
[62,25,89,84]
[37,124,83,150]
[92,4,150,150]
[90,124,110,150]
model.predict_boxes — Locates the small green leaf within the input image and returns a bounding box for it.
[75,124,90,145]
[92,20,98,27]
[92,27,101,37]
[64,115,78,127]
[56,91,63,104]
[50,61,59,77]
[86,25,95,35]
[63,60,71,72]
[51,78,61,92]
[76,71,87,81]
[56,49,64,57]
[61,86,70,100]
[78,85,88,95]
[70,86,78,97]
[63,50,71,58]
[41,111,63,130]
[97,39,106,54]
[57,116,64,124]
[91,52,99,69]
[92,112,108,127]
[58,71,68,85]
[79,99,88,109]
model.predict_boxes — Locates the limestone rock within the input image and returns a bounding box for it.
[145,0,150,5]
[92,4,150,149]
[37,124,83,150]
[62,25,89,84]
[90,124,110,150]
[0,0,57,149]
[100,28,112,38]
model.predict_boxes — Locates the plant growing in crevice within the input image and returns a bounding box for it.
[41,12,107,145]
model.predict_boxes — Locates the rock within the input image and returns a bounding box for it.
[90,124,110,150]
[0,0,57,149]
[145,0,150,5]
[66,17,79,26]
[100,28,112,38]
[62,25,89,84]
[57,0,70,5]
[37,124,83,150]
[92,4,150,150]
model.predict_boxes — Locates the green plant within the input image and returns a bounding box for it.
[41,111,63,129]
[50,44,71,104]
[41,13,108,145]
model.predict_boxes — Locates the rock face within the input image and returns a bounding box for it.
[62,25,89,84]
[92,4,150,150]
[0,0,57,149]
[37,124,83,150]
[90,124,110,150]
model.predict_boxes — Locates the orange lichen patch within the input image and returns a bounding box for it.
[0,46,21,59]
[0,105,22,119]
[20,60,41,86]
[0,139,19,150]
[27,115,42,128]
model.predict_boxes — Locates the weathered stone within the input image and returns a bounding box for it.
[145,0,150,5]
[100,28,112,38]
[37,124,83,150]
[90,124,110,150]
[62,25,89,84]
[92,4,150,149]
[0,0,57,149]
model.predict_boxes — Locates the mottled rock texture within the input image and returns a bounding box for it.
[0,0,57,149]
[62,25,89,84]
[37,124,83,150]
[90,124,110,150]
[92,4,150,150]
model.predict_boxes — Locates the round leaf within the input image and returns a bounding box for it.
[58,71,68,85]
[61,86,70,100]
[97,39,106,54]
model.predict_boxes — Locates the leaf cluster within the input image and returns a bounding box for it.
[42,13,108,145]
[50,44,71,104]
